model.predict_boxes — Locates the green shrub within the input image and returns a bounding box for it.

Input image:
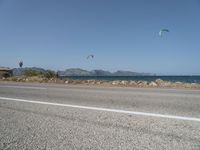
[43,70,56,79]
[23,69,57,79]
[24,70,42,77]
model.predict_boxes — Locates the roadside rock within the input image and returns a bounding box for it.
[190,83,200,88]
[161,81,171,87]
[149,81,157,87]
[1,76,200,89]
[96,81,101,85]
[86,80,96,84]
[120,80,128,85]
[136,80,148,87]
[175,81,182,85]
[155,79,163,84]
[112,80,120,85]
[129,81,137,86]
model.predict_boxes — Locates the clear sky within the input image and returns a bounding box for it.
[0,0,200,75]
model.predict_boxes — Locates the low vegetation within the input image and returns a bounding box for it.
[0,69,61,83]
[23,69,56,79]
[0,71,11,78]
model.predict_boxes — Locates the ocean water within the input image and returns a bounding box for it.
[60,76,200,83]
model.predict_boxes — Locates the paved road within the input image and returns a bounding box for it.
[0,82,200,149]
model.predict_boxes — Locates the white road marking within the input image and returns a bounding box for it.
[0,85,46,90]
[0,96,200,122]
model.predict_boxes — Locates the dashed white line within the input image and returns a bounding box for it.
[0,96,200,122]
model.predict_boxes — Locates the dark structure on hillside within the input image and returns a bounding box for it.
[0,67,12,78]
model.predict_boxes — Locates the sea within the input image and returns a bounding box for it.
[60,76,200,84]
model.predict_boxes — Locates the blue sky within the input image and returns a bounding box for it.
[0,0,200,75]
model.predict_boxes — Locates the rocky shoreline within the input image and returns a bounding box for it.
[1,76,200,89]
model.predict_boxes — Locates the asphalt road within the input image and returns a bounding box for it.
[0,82,200,150]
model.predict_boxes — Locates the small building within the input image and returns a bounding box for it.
[0,67,12,78]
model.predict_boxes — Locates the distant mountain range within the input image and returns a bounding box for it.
[57,68,153,76]
[12,67,153,76]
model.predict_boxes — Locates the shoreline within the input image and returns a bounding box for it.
[0,76,200,89]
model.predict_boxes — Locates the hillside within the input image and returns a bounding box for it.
[57,68,152,76]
